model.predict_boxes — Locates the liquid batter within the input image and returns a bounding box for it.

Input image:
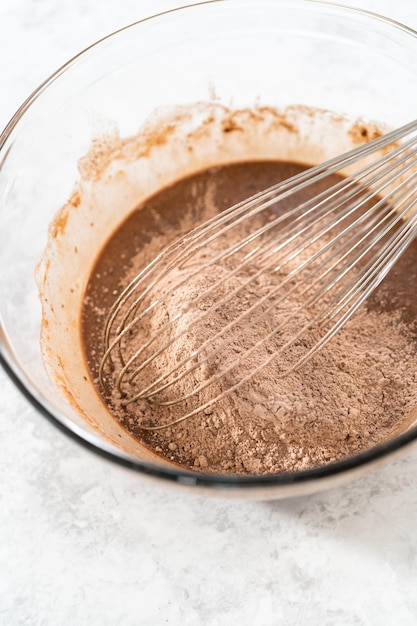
[81,161,417,474]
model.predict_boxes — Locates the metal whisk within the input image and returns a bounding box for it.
[99,119,417,430]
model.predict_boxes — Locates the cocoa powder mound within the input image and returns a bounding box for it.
[114,258,417,475]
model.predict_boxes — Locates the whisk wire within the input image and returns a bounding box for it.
[98,119,417,430]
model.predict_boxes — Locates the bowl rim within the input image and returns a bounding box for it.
[2,0,417,494]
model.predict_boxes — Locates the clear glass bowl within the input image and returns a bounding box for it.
[1,0,417,499]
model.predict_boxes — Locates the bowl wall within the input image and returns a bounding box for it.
[1,0,417,497]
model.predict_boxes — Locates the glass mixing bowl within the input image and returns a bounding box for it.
[1,0,417,499]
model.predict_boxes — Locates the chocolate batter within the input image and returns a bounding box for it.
[81,161,417,474]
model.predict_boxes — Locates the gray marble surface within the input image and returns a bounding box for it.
[1,1,417,624]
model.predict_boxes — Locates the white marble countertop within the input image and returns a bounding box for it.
[2,1,417,624]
